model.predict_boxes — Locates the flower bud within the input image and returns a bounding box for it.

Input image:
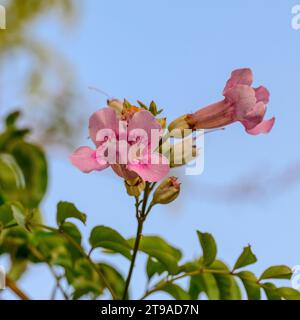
[125,177,146,197]
[170,140,199,168]
[108,99,124,115]
[152,177,181,205]
[168,115,192,138]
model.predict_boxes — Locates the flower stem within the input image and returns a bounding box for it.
[122,218,144,300]
[122,182,152,300]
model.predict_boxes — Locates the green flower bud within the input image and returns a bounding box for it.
[125,177,146,197]
[152,177,181,205]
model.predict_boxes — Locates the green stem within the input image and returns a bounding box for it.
[122,218,144,300]
[122,182,153,300]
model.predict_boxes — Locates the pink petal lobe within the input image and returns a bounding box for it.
[246,117,275,135]
[255,86,270,104]
[127,153,170,182]
[70,147,108,173]
[224,85,257,119]
[128,110,162,147]
[89,108,118,146]
[223,68,253,94]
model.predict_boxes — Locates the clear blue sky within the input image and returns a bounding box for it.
[2,0,300,299]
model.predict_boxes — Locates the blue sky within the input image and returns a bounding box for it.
[2,0,300,299]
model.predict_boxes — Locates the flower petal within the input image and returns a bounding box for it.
[241,102,267,130]
[89,108,118,146]
[70,147,108,173]
[127,153,170,182]
[128,110,162,148]
[223,68,253,95]
[246,117,275,135]
[255,86,270,104]
[224,85,257,119]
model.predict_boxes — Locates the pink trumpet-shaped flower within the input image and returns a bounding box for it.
[70,107,169,182]
[170,68,275,135]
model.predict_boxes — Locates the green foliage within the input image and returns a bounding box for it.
[90,226,132,260]
[197,231,217,266]
[129,236,182,275]
[233,245,257,270]
[56,201,87,227]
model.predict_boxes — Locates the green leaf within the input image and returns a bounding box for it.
[8,141,48,208]
[90,226,132,260]
[263,282,281,300]
[0,204,14,227]
[61,222,82,245]
[233,245,257,270]
[146,257,166,280]
[129,236,182,275]
[189,273,220,300]
[56,201,86,226]
[214,274,242,300]
[237,271,261,300]
[197,231,217,266]
[6,111,21,128]
[259,265,292,280]
[98,263,126,299]
[276,287,300,300]
[160,283,190,300]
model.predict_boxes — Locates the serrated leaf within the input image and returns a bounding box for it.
[259,265,292,280]
[197,231,217,266]
[237,271,261,300]
[56,201,86,226]
[90,226,132,260]
[233,245,257,270]
[128,236,182,275]
[276,287,300,300]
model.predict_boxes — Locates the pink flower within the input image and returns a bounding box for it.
[70,107,170,182]
[170,68,275,135]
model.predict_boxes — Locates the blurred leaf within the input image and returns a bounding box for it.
[214,274,242,300]
[197,231,217,266]
[61,222,82,245]
[90,226,131,260]
[98,263,126,300]
[11,203,27,230]
[237,271,261,300]
[8,141,48,208]
[0,204,14,227]
[233,245,257,270]
[5,111,21,128]
[56,201,86,226]
[276,287,300,300]
[259,265,292,280]
[129,236,182,275]
[263,283,281,300]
